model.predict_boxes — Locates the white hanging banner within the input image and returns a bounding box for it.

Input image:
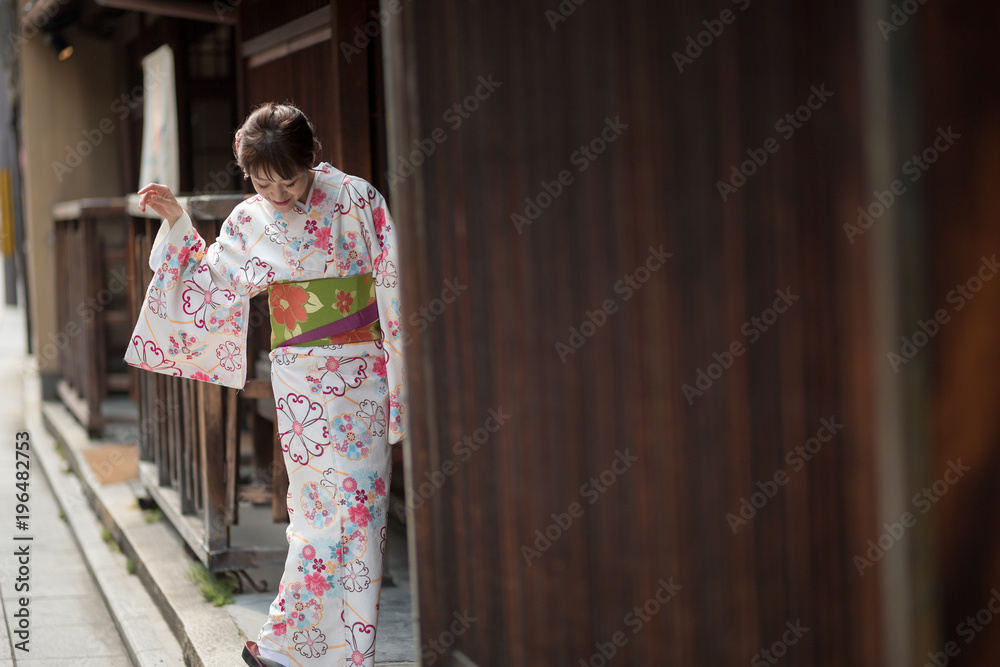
[138,44,179,193]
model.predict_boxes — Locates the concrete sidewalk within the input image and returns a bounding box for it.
[0,300,184,665]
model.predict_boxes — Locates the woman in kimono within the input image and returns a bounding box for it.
[125,103,406,667]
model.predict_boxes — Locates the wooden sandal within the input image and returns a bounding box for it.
[242,640,285,667]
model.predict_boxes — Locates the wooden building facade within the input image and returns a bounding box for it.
[384,0,995,666]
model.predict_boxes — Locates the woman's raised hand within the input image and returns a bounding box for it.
[137,183,184,227]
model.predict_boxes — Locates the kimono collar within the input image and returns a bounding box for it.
[264,163,339,220]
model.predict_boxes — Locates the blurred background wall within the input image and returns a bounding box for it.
[386,1,910,664]
[20,21,121,396]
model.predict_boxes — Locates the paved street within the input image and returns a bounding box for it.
[0,296,134,664]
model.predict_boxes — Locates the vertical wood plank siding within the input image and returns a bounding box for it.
[923,2,1000,665]
[385,0,882,663]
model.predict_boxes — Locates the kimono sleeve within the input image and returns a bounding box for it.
[348,179,408,444]
[124,207,275,388]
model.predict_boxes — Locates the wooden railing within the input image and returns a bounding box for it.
[126,194,289,573]
[52,198,131,436]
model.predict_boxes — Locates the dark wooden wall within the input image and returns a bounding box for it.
[924,2,1000,665]
[240,0,385,190]
[386,1,882,664]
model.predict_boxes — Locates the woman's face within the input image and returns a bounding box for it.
[248,167,313,214]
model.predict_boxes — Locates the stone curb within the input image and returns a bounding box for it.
[26,375,186,665]
[35,390,246,666]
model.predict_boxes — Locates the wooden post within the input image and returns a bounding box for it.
[200,381,228,552]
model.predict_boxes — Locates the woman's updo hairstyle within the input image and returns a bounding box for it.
[234,102,321,181]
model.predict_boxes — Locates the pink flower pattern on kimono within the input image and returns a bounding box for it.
[154,262,180,292]
[304,571,330,597]
[333,469,389,564]
[160,235,204,287]
[181,266,237,330]
[333,232,371,276]
[223,215,249,252]
[129,337,181,375]
[305,356,368,397]
[300,481,336,529]
[385,298,401,340]
[348,503,372,527]
[314,226,332,253]
[167,330,206,359]
[293,628,329,660]
[283,582,323,631]
[147,287,168,319]
[276,393,329,465]
[355,399,385,438]
[336,525,367,564]
[389,386,404,440]
[153,240,194,291]
[374,256,397,288]
[264,220,288,244]
[216,340,242,372]
[340,561,371,593]
[237,257,276,296]
[204,300,244,335]
[372,207,389,248]
[345,621,376,666]
[296,538,346,597]
[273,350,298,366]
[371,355,388,398]
[331,414,372,460]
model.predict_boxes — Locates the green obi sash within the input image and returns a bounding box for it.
[268,273,381,349]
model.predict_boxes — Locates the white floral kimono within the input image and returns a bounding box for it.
[124,163,406,666]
